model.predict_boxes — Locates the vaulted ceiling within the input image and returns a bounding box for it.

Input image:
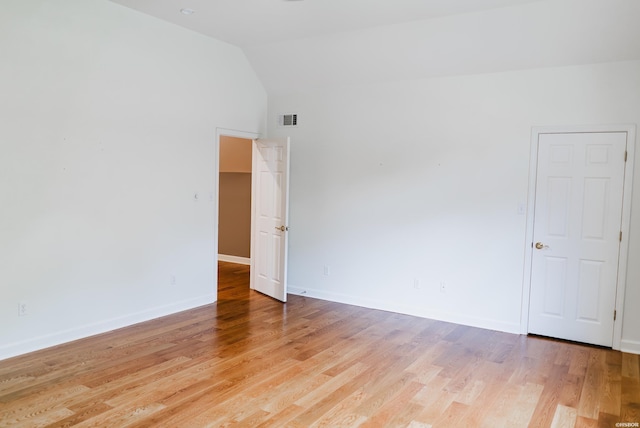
[107,0,543,47]
[109,0,640,93]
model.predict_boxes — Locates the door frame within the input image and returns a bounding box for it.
[215,128,261,299]
[520,124,636,350]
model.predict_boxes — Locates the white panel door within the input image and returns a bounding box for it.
[528,132,627,346]
[251,138,290,302]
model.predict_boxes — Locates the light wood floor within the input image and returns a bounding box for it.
[1,262,639,427]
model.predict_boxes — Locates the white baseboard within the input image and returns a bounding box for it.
[621,339,640,355]
[0,294,216,362]
[218,254,251,265]
[288,285,521,335]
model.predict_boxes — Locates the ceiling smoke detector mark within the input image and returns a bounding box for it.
[278,113,298,128]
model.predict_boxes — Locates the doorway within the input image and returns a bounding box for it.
[215,130,291,303]
[216,129,259,297]
[218,136,253,266]
[522,125,635,349]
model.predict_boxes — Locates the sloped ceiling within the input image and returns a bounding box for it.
[108,0,542,47]
[109,0,640,93]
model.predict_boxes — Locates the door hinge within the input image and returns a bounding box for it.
[625,151,628,162]
[614,310,617,321]
[620,231,623,242]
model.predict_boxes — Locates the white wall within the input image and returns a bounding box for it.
[269,61,640,351]
[0,0,267,360]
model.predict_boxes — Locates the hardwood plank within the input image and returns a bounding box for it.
[575,415,599,428]
[599,356,622,417]
[0,384,89,424]
[549,404,577,428]
[410,377,458,425]
[0,261,637,427]
[530,364,571,427]
[431,401,470,427]
[470,381,521,427]
[558,373,584,409]
[44,402,114,428]
[568,348,591,377]
[254,404,305,428]
[71,402,165,428]
[577,349,606,419]
[2,406,75,428]
[621,374,640,423]
[309,389,369,428]
[597,412,620,427]
[65,356,195,414]
[292,362,369,412]
[253,346,369,414]
[506,382,544,426]
[357,381,424,427]
[407,421,433,428]
[454,379,485,406]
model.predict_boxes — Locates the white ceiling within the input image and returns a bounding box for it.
[108,0,542,47]
[108,0,640,93]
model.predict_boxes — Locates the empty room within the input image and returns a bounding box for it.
[1,0,640,426]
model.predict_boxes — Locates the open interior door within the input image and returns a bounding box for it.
[250,138,290,302]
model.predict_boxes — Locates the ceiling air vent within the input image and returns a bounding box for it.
[279,113,298,127]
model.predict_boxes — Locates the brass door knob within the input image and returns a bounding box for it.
[535,242,544,249]
[275,226,289,232]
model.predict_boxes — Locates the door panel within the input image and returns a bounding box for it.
[547,177,570,236]
[542,256,566,317]
[251,138,290,302]
[528,132,626,347]
[576,260,602,321]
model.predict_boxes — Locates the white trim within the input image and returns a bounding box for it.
[0,294,215,362]
[250,140,257,291]
[520,127,540,335]
[521,124,636,350]
[218,254,251,265]
[615,125,636,349]
[620,340,640,355]
[288,285,520,334]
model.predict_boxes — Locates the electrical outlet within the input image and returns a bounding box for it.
[413,278,420,290]
[18,301,28,316]
[440,282,446,293]
[170,275,177,286]
[323,265,330,276]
